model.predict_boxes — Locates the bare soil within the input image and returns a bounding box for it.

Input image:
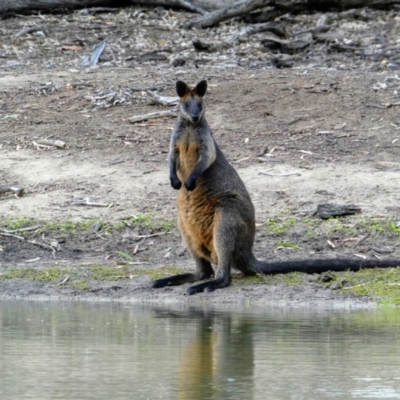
[1,7,400,307]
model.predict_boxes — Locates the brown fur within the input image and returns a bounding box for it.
[178,191,219,265]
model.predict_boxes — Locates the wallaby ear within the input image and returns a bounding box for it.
[195,80,207,97]
[176,81,188,98]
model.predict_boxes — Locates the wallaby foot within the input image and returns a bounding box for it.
[186,278,231,295]
[153,256,214,289]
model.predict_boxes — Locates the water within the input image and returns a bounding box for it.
[1,302,400,400]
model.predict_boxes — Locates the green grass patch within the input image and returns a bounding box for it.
[137,266,185,280]
[337,268,400,306]
[0,267,71,282]
[1,213,176,235]
[235,271,306,286]
[357,218,400,235]
[274,241,300,250]
[70,281,90,290]
[265,216,297,235]
[121,214,175,232]
[1,217,36,230]
[89,266,132,281]
[86,265,184,281]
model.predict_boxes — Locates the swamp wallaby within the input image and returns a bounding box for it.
[152,80,400,295]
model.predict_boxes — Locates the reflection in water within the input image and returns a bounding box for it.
[0,301,400,399]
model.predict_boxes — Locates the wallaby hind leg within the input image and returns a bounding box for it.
[152,255,214,289]
[186,212,235,295]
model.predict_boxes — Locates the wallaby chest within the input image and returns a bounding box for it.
[174,126,201,181]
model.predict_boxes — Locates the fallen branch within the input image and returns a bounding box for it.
[146,91,179,107]
[32,141,53,150]
[128,109,177,124]
[187,0,268,29]
[317,203,362,219]
[187,0,400,29]
[130,0,208,14]
[0,0,209,15]
[36,139,66,148]
[234,21,290,41]
[0,185,25,197]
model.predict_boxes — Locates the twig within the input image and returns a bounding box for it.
[258,170,301,177]
[72,198,110,207]
[128,109,177,124]
[27,240,56,252]
[0,225,40,234]
[14,26,43,38]
[32,140,52,150]
[366,102,400,109]
[36,139,66,148]
[56,276,70,286]
[131,232,167,238]
[0,232,24,240]
[0,231,57,252]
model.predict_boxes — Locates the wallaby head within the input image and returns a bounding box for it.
[176,80,207,123]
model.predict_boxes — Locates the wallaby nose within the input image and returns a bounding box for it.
[192,116,200,123]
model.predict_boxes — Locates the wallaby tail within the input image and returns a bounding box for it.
[255,258,400,275]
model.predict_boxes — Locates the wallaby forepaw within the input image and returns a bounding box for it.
[170,176,182,190]
[184,177,197,191]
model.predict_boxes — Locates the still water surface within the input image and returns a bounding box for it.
[1,301,400,400]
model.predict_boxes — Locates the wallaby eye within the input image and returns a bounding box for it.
[197,102,202,109]
[184,102,189,109]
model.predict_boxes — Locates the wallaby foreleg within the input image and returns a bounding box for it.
[169,151,182,190]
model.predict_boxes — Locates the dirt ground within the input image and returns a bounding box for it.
[1,7,400,307]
